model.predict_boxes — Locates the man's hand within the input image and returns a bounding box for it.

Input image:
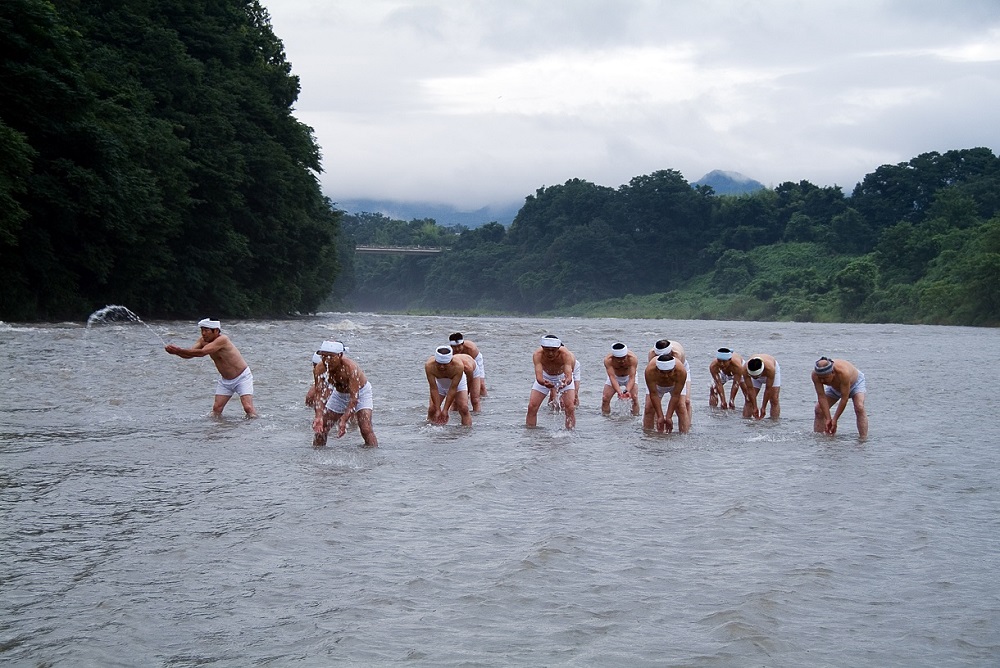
[825,418,837,435]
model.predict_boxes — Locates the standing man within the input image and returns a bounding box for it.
[312,341,378,447]
[165,318,257,418]
[449,332,488,397]
[742,354,781,419]
[424,346,473,426]
[708,347,748,409]
[812,357,868,438]
[602,342,640,416]
[643,354,690,433]
[526,334,577,430]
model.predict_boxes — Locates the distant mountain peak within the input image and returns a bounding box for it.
[693,170,765,195]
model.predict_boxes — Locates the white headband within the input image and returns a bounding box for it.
[716,348,733,361]
[319,340,347,354]
[655,342,673,356]
[198,318,221,329]
[540,336,562,348]
[435,346,453,364]
[747,358,764,377]
[656,355,676,371]
[449,337,464,346]
[611,343,628,357]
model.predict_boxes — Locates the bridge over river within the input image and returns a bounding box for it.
[354,245,448,256]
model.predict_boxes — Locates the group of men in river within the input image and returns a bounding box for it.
[165,320,869,447]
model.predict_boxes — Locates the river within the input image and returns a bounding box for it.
[2,312,998,666]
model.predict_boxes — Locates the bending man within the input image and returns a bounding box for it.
[602,342,640,415]
[312,341,378,447]
[643,354,690,433]
[425,346,473,426]
[526,334,577,430]
[812,356,868,439]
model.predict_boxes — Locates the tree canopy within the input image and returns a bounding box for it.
[0,0,340,320]
[339,148,1000,327]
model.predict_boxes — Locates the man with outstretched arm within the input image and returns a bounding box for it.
[742,354,781,419]
[708,347,748,409]
[165,318,257,417]
[424,346,473,426]
[526,334,577,430]
[602,342,640,415]
[643,354,690,433]
[812,356,868,439]
[312,341,378,447]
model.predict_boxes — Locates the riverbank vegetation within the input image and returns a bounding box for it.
[339,148,1000,326]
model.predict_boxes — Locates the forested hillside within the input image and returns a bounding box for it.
[340,149,1000,326]
[0,0,341,320]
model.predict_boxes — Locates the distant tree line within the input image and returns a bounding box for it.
[339,148,1000,326]
[0,0,341,321]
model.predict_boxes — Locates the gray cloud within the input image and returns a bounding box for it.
[266,0,1000,208]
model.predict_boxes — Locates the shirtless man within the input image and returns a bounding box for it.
[424,346,473,426]
[312,341,378,447]
[742,354,781,419]
[449,332,488,397]
[526,334,577,430]
[708,347,748,409]
[602,342,640,415]
[165,318,257,417]
[648,339,692,424]
[812,357,868,439]
[643,354,690,433]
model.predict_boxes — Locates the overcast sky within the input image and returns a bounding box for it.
[264,0,1000,209]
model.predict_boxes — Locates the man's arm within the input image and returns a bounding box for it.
[709,361,728,406]
[830,376,852,423]
[743,371,758,412]
[665,369,687,424]
[604,357,624,394]
[759,370,778,415]
[626,360,638,395]
[562,354,574,387]
[313,361,328,393]
[644,368,664,420]
[732,374,747,404]
[440,369,463,414]
[166,335,228,358]
[812,375,832,420]
[533,351,549,386]
[165,337,206,358]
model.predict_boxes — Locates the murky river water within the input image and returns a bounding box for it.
[2,313,998,666]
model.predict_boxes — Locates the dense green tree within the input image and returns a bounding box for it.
[851,148,1000,233]
[322,148,1000,325]
[0,0,339,320]
[834,256,879,314]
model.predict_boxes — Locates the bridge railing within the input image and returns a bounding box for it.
[354,245,449,255]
